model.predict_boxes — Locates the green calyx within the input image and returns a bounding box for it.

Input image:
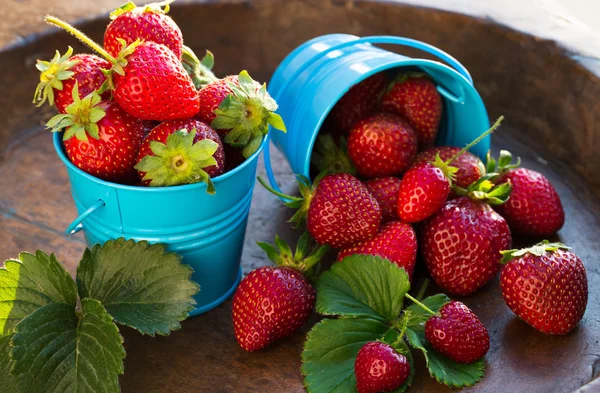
[211,70,287,159]
[33,46,79,107]
[453,173,512,205]
[257,232,329,277]
[110,0,174,19]
[431,153,459,184]
[182,46,218,89]
[486,149,521,176]
[46,84,106,141]
[311,134,356,176]
[500,240,571,264]
[385,71,428,93]
[135,128,219,193]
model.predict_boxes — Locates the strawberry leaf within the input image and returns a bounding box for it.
[0,334,22,392]
[10,299,125,393]
[76,238,200,336]
[0,251,77,335]
[316,255,410,323]
[405,294,450,333]
[302,318,393,393]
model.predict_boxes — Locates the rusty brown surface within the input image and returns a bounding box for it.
[1,1,600,392]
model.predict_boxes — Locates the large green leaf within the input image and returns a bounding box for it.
[316,255,410,322]
[302,318,393,393]
[0,334,22,392]
[10,299,125,393]
[76,238,200,335]
[0,251,77,335]
[405,294,450,333]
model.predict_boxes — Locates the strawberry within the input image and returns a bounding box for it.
[364,177,402,222]
[311,134,356,176]
[33,47,110,113]
[259,173,382,248]
[380,72,442,148]
[133,119,159,135]
[348,112,417,178]
[46,17,199,121]
[488,150,564,237]
[46,87,144,184]
[330,73,388,132]
[398,118,503,223]
[104,0,183,59]
[337,220,417,279]
[410,146,484,189]
[135,118,224,191]
[424,300,490,363]
[500,241,587,335]
[197,71,286,158]
[354,341,410,393]
[421,195,512,295]
[232,233,327,351]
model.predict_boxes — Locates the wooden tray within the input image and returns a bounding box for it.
[1,1,599,392]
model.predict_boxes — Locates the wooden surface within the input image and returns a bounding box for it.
[1,1,600,392]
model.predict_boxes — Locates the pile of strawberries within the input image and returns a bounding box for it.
[232,73,588,392]
[34,0,284,192]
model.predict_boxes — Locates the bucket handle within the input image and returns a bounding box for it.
[66,199,105,235]
[264,35,473,200]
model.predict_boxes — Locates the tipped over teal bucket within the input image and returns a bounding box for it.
[54,132,265,316]
[264,34,490,193]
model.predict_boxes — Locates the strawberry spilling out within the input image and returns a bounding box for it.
[500,241,587,335]
[355,341,410,393]
[411,146,484,189]
[364,176,402,222]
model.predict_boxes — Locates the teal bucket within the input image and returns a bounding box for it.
[54,132,264,316]
[264,34,490,193]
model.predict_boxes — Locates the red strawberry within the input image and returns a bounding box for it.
[133,119,159,135]
[411,146,484,188]
[500,241,587,335]
[488,151,564,236]
[197,71,286,158]
[330,73,388,132]
[135,118,224,191]
[232,233,327,351]
[421,196,512,295]
[425,301,490,363]
[364,177,402,222]
[355,341,410,393]
[223,143,247,172]
[46,88,144,184]
[380,73,442,148]
[337,221,417,279]
[33,47,110,113]
[348,112,417,178]
[259,173,382,248]
[104,1,183,59]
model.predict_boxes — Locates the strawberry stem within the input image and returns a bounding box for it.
[392,310,411,346]
[257,176,302,202]
[447,116,504,165]
[45,16,118,65]
[405,293,436,316]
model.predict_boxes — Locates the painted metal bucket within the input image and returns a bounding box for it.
[264,34,490,193]
[54,132,264,316]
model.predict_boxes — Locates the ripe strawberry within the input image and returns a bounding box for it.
[488,151,564,237]
[259,173,382,248]
[380,72,442,148]
[500,241,587,335]
[411,146,484,188]
[33,47,110,113]
[232,233,327,351]
[355,341,410,393]
[348,112,417,178]
[424,301,490,363]
[197,71,286,158]
[135,118,224,191]
[46,88,144,184]
[104,1,183,59]
[133,119,159,135]
[398,118,503,223]
[330,73,388,132]
[421,196,512,295]
[337,221,417,279]
[364,177,402,222]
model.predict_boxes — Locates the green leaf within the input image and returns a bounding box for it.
[76,238,200,335]
[0,334,22,392]
[316,255,410,322]
[11,299,125,393]
[0,251,77,335]
[405,294,450,333]
[302,318,392,393]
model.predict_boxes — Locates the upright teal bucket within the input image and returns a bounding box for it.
[54,132,264,316]
[264,34,490,192]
